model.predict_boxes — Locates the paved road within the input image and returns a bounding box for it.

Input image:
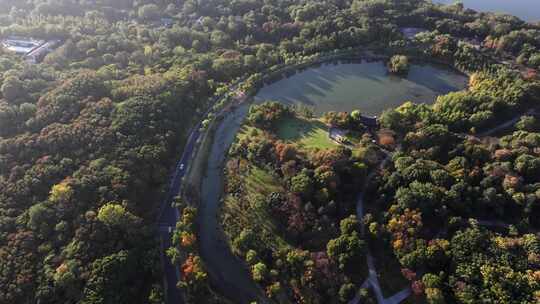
[159,225,183,304]
[197,104,268,304]
[156,79,249,304]
[157,122,202,304]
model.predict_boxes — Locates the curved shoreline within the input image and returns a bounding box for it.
[184,49,381,303]
[183,51,469,303]
[197,103,267,303]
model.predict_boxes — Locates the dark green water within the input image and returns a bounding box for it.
[255,61,468,116]
[199,103,267,304]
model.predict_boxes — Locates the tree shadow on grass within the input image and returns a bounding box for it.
[276,116,328,143]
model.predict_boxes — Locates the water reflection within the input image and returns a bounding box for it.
[434,0,540,22]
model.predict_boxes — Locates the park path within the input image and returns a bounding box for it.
[350,147,412,304]
[477,108,536,137]
[475,219,511,229]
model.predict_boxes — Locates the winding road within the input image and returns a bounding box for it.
[156,77,258,304]
[197,104,267,303]
[156,54,349,303]
[157,121,202,304]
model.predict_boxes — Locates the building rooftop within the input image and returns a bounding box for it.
[2,44,33,54]
[1,37,59,63]
[2,37,44,54]
[160,18,174,28]
[360,115,379,127]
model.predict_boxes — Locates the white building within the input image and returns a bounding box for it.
[1,37,59,63]
[25,40,60,63]
[2,37,43,54]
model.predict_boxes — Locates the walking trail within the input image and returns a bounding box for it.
[350,147,412,304]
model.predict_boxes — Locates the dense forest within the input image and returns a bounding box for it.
[0,0,539,304]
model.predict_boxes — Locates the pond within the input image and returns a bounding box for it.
[198,60,467,303]
[255,61,468,116]
[434,0,540,22]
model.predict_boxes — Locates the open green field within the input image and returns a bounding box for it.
[221,164,291,252]
[276,116,337,150]
[245,166,283,195]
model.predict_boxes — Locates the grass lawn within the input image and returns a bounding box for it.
[221,164,291,252]
[245,166,283,195]
[276,116,337,150]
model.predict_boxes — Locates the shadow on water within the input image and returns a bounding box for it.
[256,61,468,116]
[408,64,467,93]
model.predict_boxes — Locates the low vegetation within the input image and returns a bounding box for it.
[276,116,337,151]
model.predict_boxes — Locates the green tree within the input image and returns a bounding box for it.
[350,110,362,122]
[516,115,538,131]
[49,182,74,204]
[529,53,540,68]
[97,203,138,227]
[53,260,80,301]
[291,170,315,197]
[138,4,160,21]
[339,283,356,303]
[233,228,257,254]
[251,262,268,282]
[388,55,410,75]
[27,203,55,236]
[425,288,445,304]
[340,215,360,235]
[81,251,139,304]
[1,76,24,102]
[327,232,366,271]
